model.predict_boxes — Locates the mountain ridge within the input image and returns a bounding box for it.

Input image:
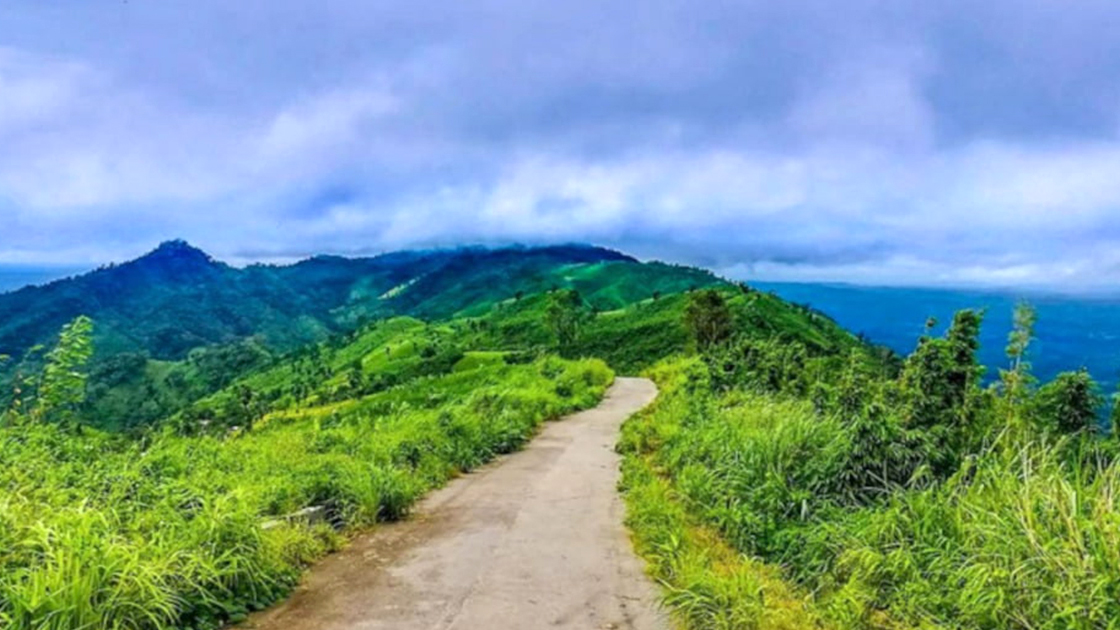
[0,241,710,362]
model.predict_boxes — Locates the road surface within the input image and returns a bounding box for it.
[244,376,667,630]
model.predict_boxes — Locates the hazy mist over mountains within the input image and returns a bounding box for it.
[0,265,85,293]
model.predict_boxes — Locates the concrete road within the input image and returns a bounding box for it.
[244,377,667,630]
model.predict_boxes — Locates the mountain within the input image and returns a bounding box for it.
[0,241,730,429]
[753,281,1120,390]
[0,265,86,293]
[0,241,714,362]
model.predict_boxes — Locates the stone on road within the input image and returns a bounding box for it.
[244,377,666,630]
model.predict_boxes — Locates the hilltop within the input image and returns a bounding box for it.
[0,241,714,362]
[3,242,795,430]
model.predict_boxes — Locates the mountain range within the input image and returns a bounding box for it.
[0,240,717,362]
[0,241,741,430]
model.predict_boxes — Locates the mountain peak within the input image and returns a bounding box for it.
[149,239,209,258]
[130,240,218,274]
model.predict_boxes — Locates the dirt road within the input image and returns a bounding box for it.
[244,377,666,630]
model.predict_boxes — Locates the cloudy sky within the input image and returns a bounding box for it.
[2,0,1120,289]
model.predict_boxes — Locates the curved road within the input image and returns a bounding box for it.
[245,377,666,630]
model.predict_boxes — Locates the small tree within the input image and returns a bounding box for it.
[900,309,984,430]
[35,315,94,425]
[1001,302,1037,407]
[1034,369,1104,434]
[546,289,588,356]
[1110,385,1120,437]
[684,289,733,351]
[1108,379,1120,437]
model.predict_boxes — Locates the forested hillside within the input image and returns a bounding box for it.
[0,243,723,429]
[0,241,672,361]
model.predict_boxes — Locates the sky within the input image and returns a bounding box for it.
[2,1,1120,290]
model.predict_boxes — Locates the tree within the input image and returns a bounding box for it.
[1005,302,1036,374]
[545,290,588,355]
[1034,369,1103,434]
[684,289,733,351]
[900,309,984,430]
[1002,302,1037,402]
[5,316,96,426]
[945,309,984,410]
[1110,382,1120,437]
[36,315,94,425]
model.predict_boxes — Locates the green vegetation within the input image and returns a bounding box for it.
[0,243,720,431]
[465,284,866,375]
[7,243,1115,630]
[0,243,872,629]
[0,243,711,365]
[620,300,1120,630]
[0,316,612,630]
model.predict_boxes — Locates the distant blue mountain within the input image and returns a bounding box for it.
[0,265,86,294]
[754,282,1120,391]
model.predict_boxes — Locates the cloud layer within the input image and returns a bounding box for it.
[2,0,1120,289]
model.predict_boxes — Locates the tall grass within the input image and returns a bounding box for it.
[0,357,612,630]
[621,357,1120,630]
[619,359,826,630]
[806,438,1120,630]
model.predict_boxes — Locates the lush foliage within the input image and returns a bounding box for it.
[0,243,712,364]
[684,289,734,350]
[8,243,1111,630]
[621,303,1120,630]
[0,243,721,430]
[0,240,871,630]
[0,321,612,629]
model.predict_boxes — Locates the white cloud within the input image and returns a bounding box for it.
[0,48,89,134]
[259,86,399,161]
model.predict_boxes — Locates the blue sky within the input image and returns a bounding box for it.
[2,1,1120,290]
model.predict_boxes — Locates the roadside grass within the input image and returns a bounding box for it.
[621,354,1120,630]
[0,357,612,630]
[619,357,827,630]
[622,457,828,630]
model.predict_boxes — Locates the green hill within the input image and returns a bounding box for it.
[0,241,720,363]
[1,242,732,428]
[171,282,867,435]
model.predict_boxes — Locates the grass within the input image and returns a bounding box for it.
[0,356,613,630]
[619,358,827,630]
[621,353,1120,630]
[452,351,509,372]
[804,438,1120,630]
